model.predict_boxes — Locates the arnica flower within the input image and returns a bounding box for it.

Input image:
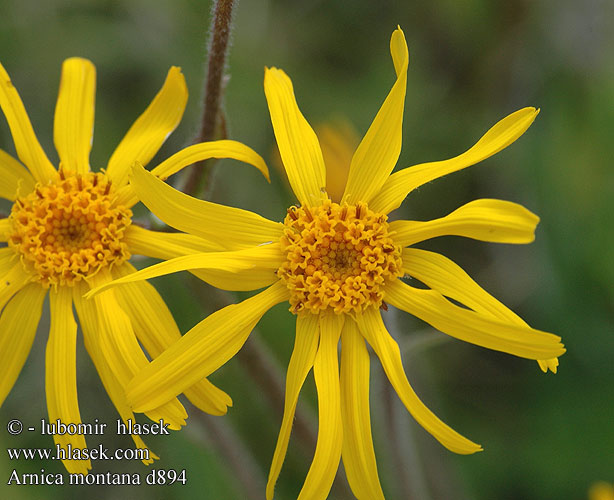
[0,58,268,474]
[90,27,565,499]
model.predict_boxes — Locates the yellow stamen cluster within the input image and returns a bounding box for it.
[8,170,132,287]
[278,200,403,315]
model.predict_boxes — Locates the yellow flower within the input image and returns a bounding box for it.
[90,27,565,499]
[0,58,269,474]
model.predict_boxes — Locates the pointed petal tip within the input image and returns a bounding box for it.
[83,282,115,300]
[264,66,291,84]
[82,288,98,300]
[451,441,483,455]
[129,160,146,177]
[390,26,409,70]
[518,106,540,124]
[167,65,187,90]
[263,66,276,80]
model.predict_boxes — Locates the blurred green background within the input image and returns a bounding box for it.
[1,0,613,499]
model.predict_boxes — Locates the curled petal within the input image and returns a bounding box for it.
[389,199,540,247]
[117,141,271,207]
[370,107,540,214]
[402,248,560,372]
[343,27,409,205]
[356,307,482,454]
[386,279,565,360]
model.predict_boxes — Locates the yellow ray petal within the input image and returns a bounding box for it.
[0,219,12,242]
[342,27,409,205]
[356,307,482,454]
[88,270,188,430]
[0,284,46,406]
[386,279,565,359]
[0,148,35,200]
[266,314,319,500]
[0,62,57,182]
[151,140,270,181]
[195,267,280,292]
[112,263,232,416]
[0,247,16,266]
[73,281,157,463]
[53,58,96,175]
[264,67,327,206]
[0,263,31,312]
[105,66,187,187]
[127,281,289,412]
[402,248,559,372]
[47,286,91,474]
[116,141,271,208]
[124,224,225,256]
[340,319,385,500]
[129,162,284,249]
[86,243,283,298]
[389,199,540,247]
[297,312,344,500]
[125,225,278,291]
[370,107,540,214]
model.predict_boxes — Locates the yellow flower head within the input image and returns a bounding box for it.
[0,57,269,474]
[279,200,403,314]
[9,170,133,287]
[90,27,565,499]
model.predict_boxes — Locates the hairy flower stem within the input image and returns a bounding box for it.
[185,0,236,197]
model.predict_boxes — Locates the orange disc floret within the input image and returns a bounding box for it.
[278,200,403,315]
[8,170,132,287]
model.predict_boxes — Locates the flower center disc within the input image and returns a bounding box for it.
[8,171,132,287]
[278,201,403,314]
